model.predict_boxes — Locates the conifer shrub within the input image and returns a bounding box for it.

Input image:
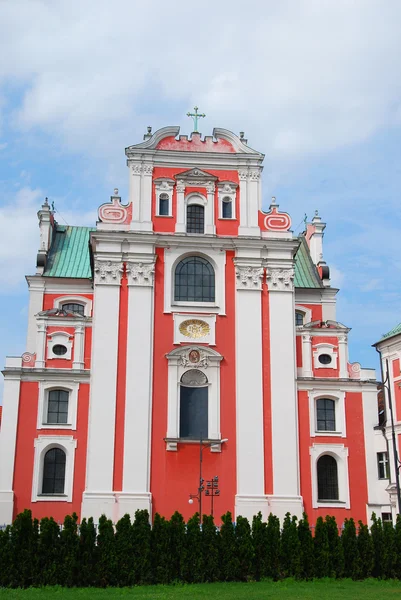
[132,509,152,584]
[314,516,330,577]
[151,513,170,584]
[219,511,240,581]
[59,513,79,587]
[280,513,301,578]
[78,517,97,586]
[235,515,254,581]
[395,514,401,579]
[383,520,396,579]
[201,514,220,582]
[10,509,37,588]
[297,512,314,580]
[96,514,117,587]
[370,512,384,578]
[341,518,361,579]
[251,512,268,581]
[183,513,203,583]
[115,513,134,587]
[266,513,281,580]
[169,511,186,582]
[357,521,374,579]
[36,517,60,587]
[325,515,344,578]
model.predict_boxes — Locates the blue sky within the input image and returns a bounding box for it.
[1,1,401,400]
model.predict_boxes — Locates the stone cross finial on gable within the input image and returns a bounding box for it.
[187,106,206,132]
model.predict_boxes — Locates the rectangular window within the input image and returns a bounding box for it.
[381,512,392,523]
[159,194,169,216]
[377,452,389,479]
[316,398,336,432]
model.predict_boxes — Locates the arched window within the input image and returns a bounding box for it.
[295,311,304,326]
[316,398,335,431]
[180,369,208,439]
[317,455,339,500]
[47,389,69,424]
[62,303,85,315]
[187,204,204,234]
[222,197,232,219]
[42,448,66,494]
[174,256,215,302]
[159,193,169,216]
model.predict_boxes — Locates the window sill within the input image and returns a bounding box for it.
[315,431,342,436]
[172,301,218,308]
[164,437,224,452]
[218,217,236,221]
[156,214,173,218]
[316,500,346,508]
[38,423,73,430]
[34,494,70,502]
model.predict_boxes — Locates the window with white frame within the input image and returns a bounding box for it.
[47,331,73,360]
[221,197,233,219]
[165,346,223,450]
[32,436,77,502]
[158,193,170,216]
[295,311,304,326]
[317,454,339,501]
[377,452,389,479]
[316,398,336,432]
[174,256,215,303]
[310,444,350,508]
[313,343,338,370]
[53,296,92,317]
[179,369,208,439]
[37,381,79,430]
[308,391,345,437]
[186,204,204,234]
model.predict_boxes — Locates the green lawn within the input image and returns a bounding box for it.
[1,580,401,600]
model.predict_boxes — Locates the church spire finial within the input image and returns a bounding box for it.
[187,106,206,132]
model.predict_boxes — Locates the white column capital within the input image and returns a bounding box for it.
[142,163,154,176]
[266,268,294,292]
[234,264,264,291]
[94,259,123,285]
[126,260,155,287]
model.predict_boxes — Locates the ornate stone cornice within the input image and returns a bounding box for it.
[266,268,294,292]
[127,261,155,287]
[94,260,123,285]
[235,266,264,290]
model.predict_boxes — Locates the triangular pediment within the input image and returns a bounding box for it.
[176,168,217,181]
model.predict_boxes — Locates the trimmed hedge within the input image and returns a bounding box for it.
[0,509,401,587]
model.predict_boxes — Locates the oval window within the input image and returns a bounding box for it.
[53,344,67,356]
[318,353,332,365]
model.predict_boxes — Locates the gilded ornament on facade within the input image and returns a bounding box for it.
[179,319,210,339]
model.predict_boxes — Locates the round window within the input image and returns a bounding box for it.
[318,353,332,365]
[53,344,67,356]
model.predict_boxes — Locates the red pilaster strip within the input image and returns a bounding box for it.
[262,274,273,494]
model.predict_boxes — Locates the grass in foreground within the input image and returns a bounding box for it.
[1,579,401,600]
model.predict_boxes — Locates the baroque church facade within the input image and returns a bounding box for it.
[0,124,395,525]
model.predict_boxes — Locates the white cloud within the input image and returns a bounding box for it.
[0,1,400,160]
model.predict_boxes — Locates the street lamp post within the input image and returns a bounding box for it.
[188,437,227,518]
[205,475,220,517]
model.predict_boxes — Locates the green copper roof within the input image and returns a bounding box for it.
[44,225,95,278]
[43,225,323,288]
[294,236,323,289]
[380,322,401,342]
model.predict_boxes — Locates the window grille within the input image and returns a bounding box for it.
[316,398,336,431]
[180,370,208,439]
[47,389,69,424]
[186,204,204,233]
[62,303,84,315]
[42,448,66,494]
[317,455,339,500]
[174,256,215,302]
[159,193,169,216]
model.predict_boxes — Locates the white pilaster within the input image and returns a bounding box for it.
[266,266,303,518]
[35,321,47,368]
[301,333,313,377]
[81,259,123,521]
[338,334,349,379]
[205,182,216,235]
[26,277,45,353]
[238,170,248,236]
[130,163,142,229]
[175,181,186,233]
[0,371,21,524]
[72,324,85,370]
[122,257,156,514]
[234,262,269,520]
[140,164,154,232]
[238,169,260,237]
